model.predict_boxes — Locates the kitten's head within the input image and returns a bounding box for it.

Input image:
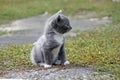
[51,10,72,34]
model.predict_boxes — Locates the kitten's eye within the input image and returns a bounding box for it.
[57,15,61,22]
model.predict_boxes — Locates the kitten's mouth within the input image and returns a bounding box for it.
[68,26,72,31]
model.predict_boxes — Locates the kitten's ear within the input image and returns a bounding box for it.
[57,10,62,14]
[56,10,62,22]
[57,15,61,22]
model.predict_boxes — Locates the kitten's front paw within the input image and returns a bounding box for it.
[44,64,52,68]
[64,61,70,65]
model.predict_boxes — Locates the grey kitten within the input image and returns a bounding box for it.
[30,10,72,68]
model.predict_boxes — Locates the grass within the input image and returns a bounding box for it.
[0,30,23,36]
[0,31,13,35]
[0,0,120,24]
[0,24,120,79]
[66,24,120,79]
[0,31,7,35]
[0,44,33,69]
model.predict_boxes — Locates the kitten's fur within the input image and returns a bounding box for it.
[30,10,72,68]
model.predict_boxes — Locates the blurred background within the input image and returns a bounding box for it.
[0,0,120,24]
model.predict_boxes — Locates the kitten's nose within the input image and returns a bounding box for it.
[69,26,72,30]
[68,26,72,31]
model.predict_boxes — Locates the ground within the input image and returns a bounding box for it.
[2,67,113,80]
[0,14,113,80]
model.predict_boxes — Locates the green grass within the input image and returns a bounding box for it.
[0,44,33,70]
[0,0,120,24]
[0,31,7,35]
[0,30,17,35]
[0,24,120,79]
[0,30,22,35]
[66,24,120,79]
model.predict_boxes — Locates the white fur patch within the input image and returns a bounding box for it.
[52,34,64,61]
[38,63,52,68]
[54,34,64,44]
[64,61,70,65]
[44,64,52,68]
